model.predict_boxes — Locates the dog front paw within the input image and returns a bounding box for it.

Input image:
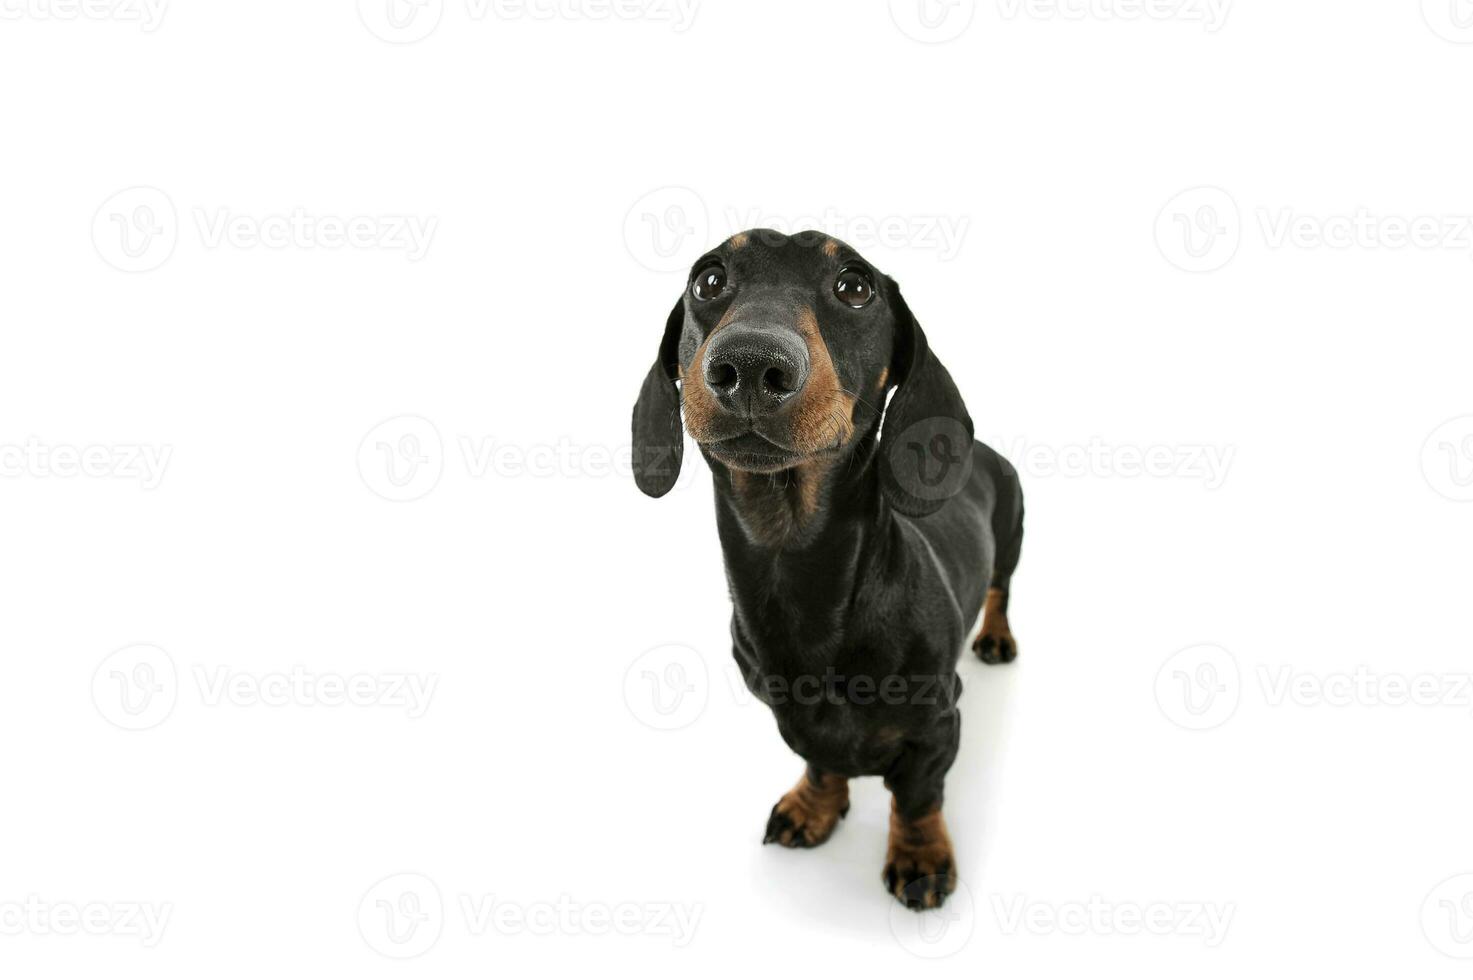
[763,771,849,848]
[883,807,957,910]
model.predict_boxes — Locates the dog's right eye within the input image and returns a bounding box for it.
[692,264,727,301]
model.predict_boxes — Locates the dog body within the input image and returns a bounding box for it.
[632,229,1023,909]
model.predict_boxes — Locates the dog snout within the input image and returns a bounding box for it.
[701,325,810,417]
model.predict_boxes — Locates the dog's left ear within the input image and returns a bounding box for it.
[631,297,687,498]
[878,280,974,518]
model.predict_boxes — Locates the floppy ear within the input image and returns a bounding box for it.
[631,297,687,498]
[878,281,975,518]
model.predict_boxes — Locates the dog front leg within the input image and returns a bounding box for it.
[882,721,960,909]
[763,764,850,848]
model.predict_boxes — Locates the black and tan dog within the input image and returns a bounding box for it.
[631,229,1024,910]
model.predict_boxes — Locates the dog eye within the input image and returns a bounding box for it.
[692,264,727,301]
[834,268,875,309]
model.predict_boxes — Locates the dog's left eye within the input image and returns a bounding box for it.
[834,268,875,309]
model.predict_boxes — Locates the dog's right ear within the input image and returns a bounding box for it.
[631,297,686,498]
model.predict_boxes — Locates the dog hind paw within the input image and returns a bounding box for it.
[973,629,1016,664]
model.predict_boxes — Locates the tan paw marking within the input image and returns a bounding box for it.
[883,805,957,910]
[763,771,849,848]
[973,586,1017,664]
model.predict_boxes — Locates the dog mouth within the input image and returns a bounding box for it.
[703,430,807,472]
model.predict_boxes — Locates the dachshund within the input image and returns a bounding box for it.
[631,228,1024,910]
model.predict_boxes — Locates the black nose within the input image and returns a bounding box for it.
[702,325,811,417]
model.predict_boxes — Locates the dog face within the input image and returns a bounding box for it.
[633,228,973,517]
[675,230,893,473]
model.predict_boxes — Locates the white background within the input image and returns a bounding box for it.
[3,0,1472,975]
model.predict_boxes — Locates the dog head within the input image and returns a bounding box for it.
[632,229,971,517]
